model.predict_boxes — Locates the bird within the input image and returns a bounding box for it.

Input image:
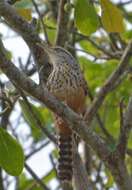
[38,42,88,183]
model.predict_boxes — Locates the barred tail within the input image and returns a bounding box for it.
[57,133,73,182]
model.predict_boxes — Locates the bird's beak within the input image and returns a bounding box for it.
[37,42,54,56]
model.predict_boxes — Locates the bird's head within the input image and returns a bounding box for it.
[37,42,76,67]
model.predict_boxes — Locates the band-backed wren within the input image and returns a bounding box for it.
[38,42,87,183]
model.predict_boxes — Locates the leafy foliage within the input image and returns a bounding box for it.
[0,127,24,176]
[19,99,53,141]
[101,0,124,32]
[14,0,32,21]
[75,0,99,35]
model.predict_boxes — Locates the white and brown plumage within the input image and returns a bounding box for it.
[39,43,87,182]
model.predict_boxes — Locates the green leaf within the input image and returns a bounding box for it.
[19,173,43,190]
[101,102,120,138]
[19,100,53,141]
[0,127,24,176]
[19,173,31,190]
[79,56,118,92]
[100,0,124,33]
[125,11,132,23]
[122,30,132,40]
[79,40,101,56]
[43,169,56,184]
[108,142,117,152]
[43,17,57,44]
[127,131,132,149]
[75,0,99,35]
[126,157,132,175]
[5,50,12,60]
[16,8,32,21]
[14,0,32,21]
[105,168,114,188]
[79,56,103,86]
[19,173,38,190]
[15,0,32,8]
[52,149,58,159]
[19,169,56,190]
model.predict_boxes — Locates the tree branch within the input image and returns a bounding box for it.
[74,32,122,59]
[117,97,132,159]
[0,0,51,83]
[55,0,69,46]
[17,87,57,144]
[26,140,50,160]
[24,163,50,190]
[73,145,93,190]
[84,41,132,124]
[127,148,132,157]
[31,0,49,43]
[0,1,40,48]
[0,169,4,190]
[61,182,73,190]
[86,86,114,142]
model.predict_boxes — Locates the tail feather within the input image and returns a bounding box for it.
[57,134,73,182]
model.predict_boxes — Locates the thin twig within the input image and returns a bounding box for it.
[0,0,51,83]
[73,143,93,190]
[118,0,132,6]
[117,97,132,159]
[61,181,73,190]
[86,86,114,142]
[17,87,57,144]
[0,106,10,116]
[94,162,103,184]
[32,0,49,43]
[127,148,132,157]
[26,140,50,159]
[84,41,132,124]
[74,31,122,59]
[0,169,4,190]
[55,0,69,46]
[24,163,50,190]
[67,44,109,60]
